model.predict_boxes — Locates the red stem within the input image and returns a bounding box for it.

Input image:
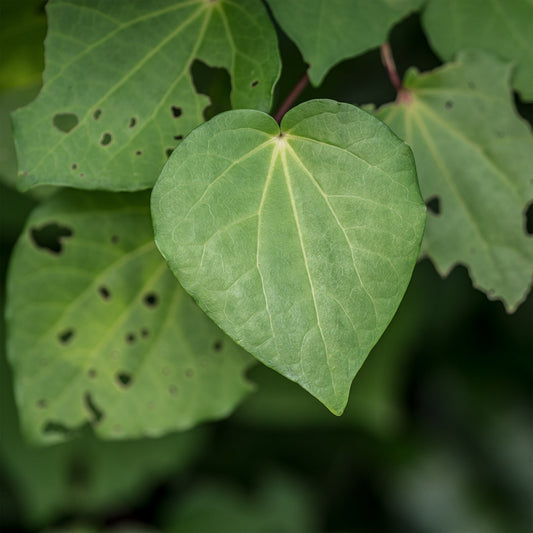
[274,72,310,124]
[380,42,402,92]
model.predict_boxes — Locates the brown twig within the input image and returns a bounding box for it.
[274,72,310,124]
[380,42,402,92]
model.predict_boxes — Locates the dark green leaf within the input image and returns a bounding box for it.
[265,0,422,85]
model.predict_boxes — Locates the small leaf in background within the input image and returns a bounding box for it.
[12,0,281,191]
[152,99,426,415]
[6,190,254,444]
[422,0,533,101]
[376,50,533,312]
[265,0,422,86]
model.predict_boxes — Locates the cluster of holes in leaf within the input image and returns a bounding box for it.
[31,223,73,254]
[124,327,150,345]
[426,196,441,216]
[53,112,78,133]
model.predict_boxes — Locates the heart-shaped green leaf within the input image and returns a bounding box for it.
[152,99,426,414]
[12,0,280,191]
[6,190,253,444]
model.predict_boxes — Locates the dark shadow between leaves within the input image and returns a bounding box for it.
[31,222,73,254]
[190,59,232,121]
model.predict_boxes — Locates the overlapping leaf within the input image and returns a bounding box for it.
[376,50,533,311]
[422,0,533,101]
[265,0,422,86]
[12,0,280,191]
[152,99,426,414]
[6,190,254,444]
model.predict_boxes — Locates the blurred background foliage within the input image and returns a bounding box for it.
[1,2,531,532]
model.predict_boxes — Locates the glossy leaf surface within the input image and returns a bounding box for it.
[152,99,426,414]
[6,190,253,444]
[423,0,533,101]
[12,0,280,191]
[376,51,533,311]
[266,0,422,85]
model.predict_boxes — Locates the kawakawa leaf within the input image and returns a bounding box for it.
[422,0,533,101]
[12,0,280,191]
[265,0,422,86]
[376,50,533,312]
[6,190,254,444]
[152,99,426,414]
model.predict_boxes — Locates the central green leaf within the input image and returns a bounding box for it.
[152,100,426,413]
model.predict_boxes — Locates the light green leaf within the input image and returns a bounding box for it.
[12,0,280,191]
[265,0,422,86]
[422,0,533,101]
[6,190,254,445]
[152,99,426,414]
[376,50,533,312]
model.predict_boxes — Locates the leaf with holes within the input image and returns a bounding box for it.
[265,0,422,86]
[152,99,426,414]
[0,345,206,527]
[422,0,533,101]
[376,50,533,312]
[12,0,280,191]
[6,190,254,444]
